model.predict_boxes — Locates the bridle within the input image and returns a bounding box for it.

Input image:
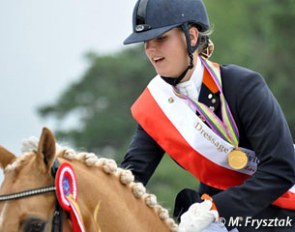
[0,186,56,201]
[0,160,64,232]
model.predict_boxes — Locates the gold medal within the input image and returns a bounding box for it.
[228,148,248,170]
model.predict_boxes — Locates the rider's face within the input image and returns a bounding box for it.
[144,28,189,78]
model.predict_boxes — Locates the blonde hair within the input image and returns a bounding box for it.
[194,25,214,54]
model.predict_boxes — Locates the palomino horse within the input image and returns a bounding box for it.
[0,128,178,231]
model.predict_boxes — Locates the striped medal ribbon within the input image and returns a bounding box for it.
[173,56,239,147]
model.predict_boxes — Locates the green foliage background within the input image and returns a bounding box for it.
[38,0,295,212]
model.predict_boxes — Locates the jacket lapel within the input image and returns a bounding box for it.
[199,67,221,118]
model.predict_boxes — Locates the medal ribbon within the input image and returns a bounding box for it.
[174,56,240,146]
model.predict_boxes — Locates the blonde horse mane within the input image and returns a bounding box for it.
[21,137,179,232]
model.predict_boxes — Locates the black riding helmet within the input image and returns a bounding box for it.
[123,0,211,85]
[124,0,210,44]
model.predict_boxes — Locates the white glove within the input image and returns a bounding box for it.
[178,200,219,232]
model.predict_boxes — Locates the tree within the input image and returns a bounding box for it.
[39,47,154,155]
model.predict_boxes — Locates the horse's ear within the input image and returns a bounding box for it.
[37,127,56,168]
[0,146,16,169]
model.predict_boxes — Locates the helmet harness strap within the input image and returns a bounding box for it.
[162,23,198,86]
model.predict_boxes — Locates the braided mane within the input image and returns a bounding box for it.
[21,138,179,232]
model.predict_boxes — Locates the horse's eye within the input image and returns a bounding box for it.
[22,218,46,232]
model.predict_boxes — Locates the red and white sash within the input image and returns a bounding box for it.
[131,75,295,210]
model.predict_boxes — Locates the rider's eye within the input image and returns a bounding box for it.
[22,218,46,232]
[156,35,166,41]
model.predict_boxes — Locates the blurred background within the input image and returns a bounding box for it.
[1,0,294,211]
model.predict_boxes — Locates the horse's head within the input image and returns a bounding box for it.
[0,128,68,232]
[0,128,179,232]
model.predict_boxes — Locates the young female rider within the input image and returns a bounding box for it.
[120,0,295,231]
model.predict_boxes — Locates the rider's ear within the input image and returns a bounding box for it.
[189,27,199,48]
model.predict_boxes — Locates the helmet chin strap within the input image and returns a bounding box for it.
[161,23,197,86]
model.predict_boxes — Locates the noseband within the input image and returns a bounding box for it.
[0,160,63,232]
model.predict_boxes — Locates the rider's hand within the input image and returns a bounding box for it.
[178,196,219,232]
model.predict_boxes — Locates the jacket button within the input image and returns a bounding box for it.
[168,97,174,103]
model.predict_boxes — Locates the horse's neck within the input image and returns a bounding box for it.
[90,168,172,231]
[62,156,176,232]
